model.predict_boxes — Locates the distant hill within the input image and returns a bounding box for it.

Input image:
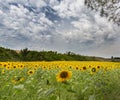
[0,46,114,62]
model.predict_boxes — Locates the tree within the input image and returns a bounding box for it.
[85,0,120,25]
[20,48,29,61]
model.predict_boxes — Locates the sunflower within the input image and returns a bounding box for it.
[90,67,97,75]
[19,64,25,69]
[75,67,79,70]
[3,64,7,67]
[97,66,100,69]
[6,66,11,70]
[27,70,35,75]
[56,70,72,82]
[83,66,87,70]
[42,66,46,70]
[13,65,17,69]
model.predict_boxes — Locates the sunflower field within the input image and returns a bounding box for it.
[0,61,120,100]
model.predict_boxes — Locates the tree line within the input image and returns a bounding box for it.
[0,47,105,61]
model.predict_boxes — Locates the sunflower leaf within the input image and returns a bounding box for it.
[48,95,57,100]
[89,94,95,100]
[67,89,76,93]
[45,88,56,96]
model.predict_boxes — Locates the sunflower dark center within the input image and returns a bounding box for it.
[13,66,16,68]
[60,71,68,78]
[76,67,78,70]
[29,71,33,74]
[83,67,86,70]
[97,66,100,68]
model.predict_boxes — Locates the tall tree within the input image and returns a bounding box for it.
[85,0,120,25]
[20,48,29,61]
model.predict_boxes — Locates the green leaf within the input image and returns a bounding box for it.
[67,89,76,93]
[49,95,57,100]
[89,95,95,100]
[82,86,88,93]
[45,88,56,96]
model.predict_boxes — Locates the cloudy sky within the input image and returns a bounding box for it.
[0,0,120,58]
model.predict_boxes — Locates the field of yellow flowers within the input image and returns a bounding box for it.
[0,61,120,100]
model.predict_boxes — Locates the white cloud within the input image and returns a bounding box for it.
[1,2,54,40]
[49,0,59,6]
[29,0,47,8]
[0,0,120,57]
[53,0,85,18]
[10,4,29,17]
[0,10,3,14]
[71,18,92,30]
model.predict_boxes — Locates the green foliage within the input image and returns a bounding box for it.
[20,48,29,61]
[0,46,107,61]
[0,47,20,61]
[0,67,120,100]
[85,0,120,25]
